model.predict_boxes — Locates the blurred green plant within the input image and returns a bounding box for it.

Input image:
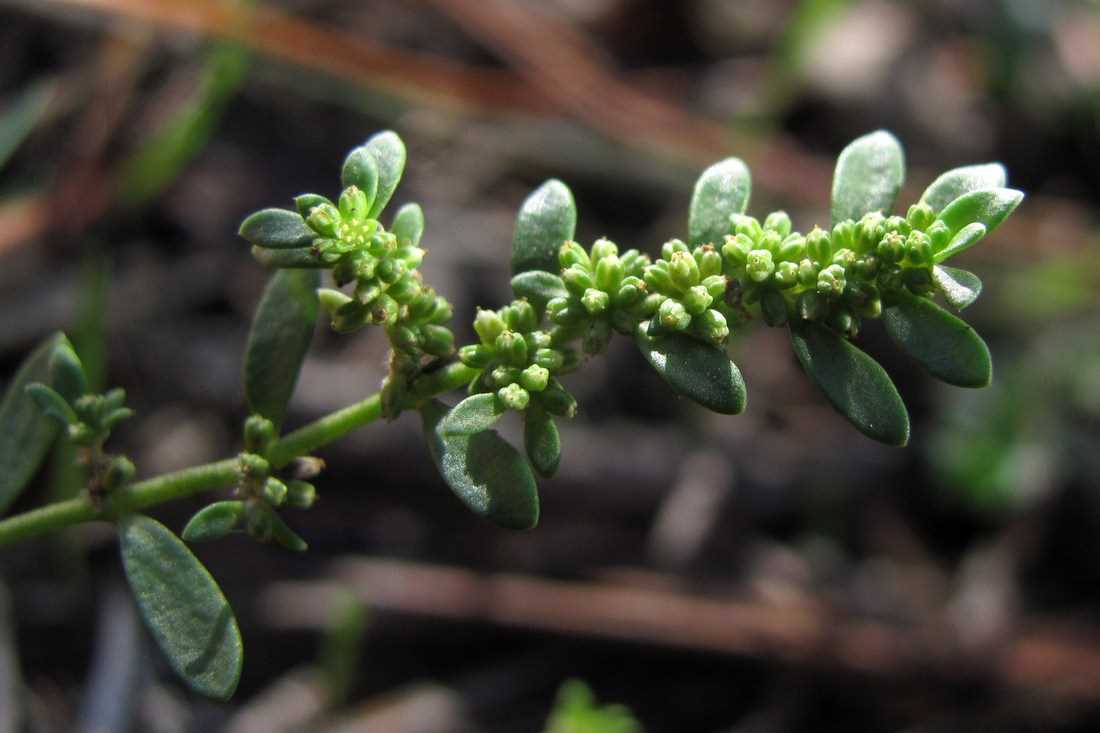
[543,679,642,733]
[0,129,1022,700]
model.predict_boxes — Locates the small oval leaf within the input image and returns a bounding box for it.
[47,340,87,402]
[830,130,905,225]
[0,333,72,513]
[420,401,539,530]
[182,501,245,543]
[790,320,910,446]
[510,271,569,316]
[340,147,379,206]
[119,515,242,700]
[294,193,332,219]
[238,208,316,249]
[936,187,1023,239]
[244,269,320,428]
[934,222,987,262]
[362,131,406,218]
[919,163,1006,214]
[25,383,77,425]
[635,324,747,415]
[883,290,992,388]
[439,393,504,436]
[932,265,982,310]
[688,157,751,247]
[511,180,577,276]
[524,407,561,478]
[391,202,424,247]
[268,510,308,552]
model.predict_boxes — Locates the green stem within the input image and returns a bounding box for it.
[0,361,479,548]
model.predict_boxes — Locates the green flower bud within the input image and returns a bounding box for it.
[877,232,906,265]
[777,233,806,262]
[595,254,624,292]
[244,415,276,455]
[376,257,406,284]
[759,230,782,255]
[732,214,763,241]
[419,324,455,357]
[760,289,788,327]
[102,456,136,491]
[245,500,273,542]
[330,300,367,333]
[338,185,370,222]
[520,364,550,392]
[884,215,911,235]
[774,261,799,288]
[831,248,857,269]
[639,293,665,317]
[657,298,691,331]
[926,220,951,251]
[458,344,494,368]
[764,210,792,237]
[428,297,452,325]
[318,288,354,317]
[643,262,675,294]
[263,477,288,506]
[581,287,610,315]
[904,231,932,267]
[856,212,885,252]
[583,319,613,355]
[495,330,529,366]
[620,249,650,277]
[721,233,753,267]
[387,274,421,304]
[906,202,935,231]
[696,246,723,278]
[286,480,317,509]
[798,290,826,321]
[355,279,382,306]
[306,203,340,238]
[497,383,530,411]
[817,264,846,297]
[474,308,506,344]
[746,249,775,283]
[698,308,729,344]
[491,365,522,388]
[701,274,727,299]
[661,238,689,261]
[806,226,832,263]
[407,288,438,321]
[534,347,564,371]
[540,380,578,418]
[390,325,419,351]
[828,307,854,335]
[559,240,591,270]
[669,251,700,290]
[368,294,399,326]
[797,258,818,288]
[240,452,270,479]
[367,230,395,257]
[831,220,856,252]
[682,285,713,315]
[562,265,596,298]
[852,255,879,279]
[546,297,584,325]
[513,300,539,332]
[590,237,618,261]
[394,245,423,268]
[614,279,645,309]
[288,456,325,481]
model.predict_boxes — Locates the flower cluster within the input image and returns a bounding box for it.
[640,239,731,345]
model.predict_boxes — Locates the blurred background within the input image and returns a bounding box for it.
[1,0,1099,730]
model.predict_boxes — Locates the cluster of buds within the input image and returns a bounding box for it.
[719,203,963,338]
[458,300,578,416]
[640,239,732,346]
[544,239,650,354]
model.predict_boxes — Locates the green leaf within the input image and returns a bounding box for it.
[244,269,320,428]
[919,163,1006,214]
[420,400,539,530]
[935,187,1023,240]
[789,320,910,446]
[339,147,379,208]
[250,246,325,269]
[182,501,245,543]
[510,271,568,316]
[511,180,577,276]
[24,383,77,425]
[0,333,72,514]
[883,290,992,388]
[238,208,316,249]
[634,324,746,415]
[688,157,751,247]
[391,202,424,247]
[932,265,982,310]
[294,193,332,219]
[439,393,504,436]
[830,130,905,225]
[118,515,242,700]
[361,131,406,218]
[934,222,986,263]
[268,509,308,552]
[524,407,561,478]
[0,80,54,174]
[47,340,87,403]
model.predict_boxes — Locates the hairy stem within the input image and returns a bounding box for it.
[0,361,480,548]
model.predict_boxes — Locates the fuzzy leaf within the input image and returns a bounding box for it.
[688,157,751,247]
[524,407,561,478]
[294,193,332,219]
[510,271,569,316]
[936,188,1023,240]
[883,290,992,388]
[182,501,245,543]
[932,265,982,310]
[790,320,910,446]
[0,333,72,514]
[118,515,242,700]
[391,202,424,247]
[361,131,406,218]
[512,180,577,276]
[244,269,320,428]
[238,208,316,249]
[919,163,1006,213]
[635,324,747,415]
[339,147,379,208]
[421,400,539,530]
[439,393,504,436]
[934,222,987,263]
[830,130,905,225]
